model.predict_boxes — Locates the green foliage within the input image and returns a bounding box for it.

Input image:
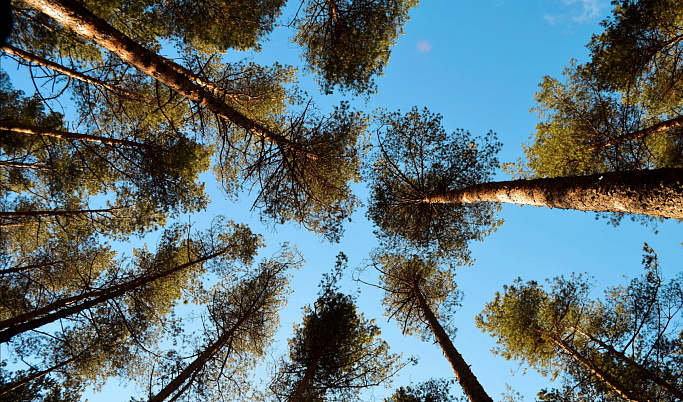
[293,0,417,95]
[0,362,82,402]
[588,0,683,111]
[273,255,401,401]
[477,246,683,401]
[367,107,502,263]
[375,253,460,341]
[384,378,461,402]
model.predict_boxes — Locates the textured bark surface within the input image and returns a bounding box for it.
[413,283,493,402]
[590,114,683,150]
[21,0,313,159]
[554,337,643,402]
[425,168,683,219]
[2,44,145,100]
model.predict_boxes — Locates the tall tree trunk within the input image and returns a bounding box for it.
[290,351,323,402]
[0,160,51,170]
[571,326,683,400]
[0,354,79,396]
[2,44,146,101]
[589,115,683,150]
[0,259,73,275]
[412,282,493,402]
[22,0,316,160]
[423,168,683,219]
[553,336,643,401]
[0,120,161,150]
[0,207,123,220]
[0,246,231,343]
[149,275,272,402]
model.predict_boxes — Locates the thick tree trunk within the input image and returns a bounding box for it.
[590,115,683,150]
[0,120,160,150]
[424,168,683,219]
[0,247,231,343]
[554,336,643,401]
[22,0,315,160]
[2,44,146,100]
[290,352,322,402]
[571,327,683,400]
[412,283,493,402]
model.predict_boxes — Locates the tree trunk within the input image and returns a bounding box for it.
[571,326,683,400]
[0,246,231,343]
[589,114,683,150]
[149,276,271,402]
[0,259,73,275]
[290,351,322,402]
[0,207,123,220]
[21,0,316,160]
[0,354,78,396]
[2,44,146,101]
[0,160,51,170]
[412,283,493,402]
[423,168,683,219]
[553,336,644,401]
[0,120,161,150]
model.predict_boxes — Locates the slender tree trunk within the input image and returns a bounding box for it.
[1,44,146,101]
[0,120,161,150]
[553,336,643,401]
[0,354,78,396]
[0,160,51,170]
[412,282,493,402]
[0,246,231,343]
[149,274,273,402]
[22,0,316,160]
[571,326,683,399]
[0,259,73,275]
[589,115,683,150]
[423,168,683,219]
[0,207,123,220]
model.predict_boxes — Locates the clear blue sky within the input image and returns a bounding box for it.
[4,0,683,400]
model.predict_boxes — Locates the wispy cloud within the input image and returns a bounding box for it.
[416,40,432,53]
[543,0,609,26]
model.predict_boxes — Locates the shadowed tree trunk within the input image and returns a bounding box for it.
[2,44,146,100]
[0,246,232,343]
[412,282,493,402]
[422,168,683,219]
[0,354,80,396]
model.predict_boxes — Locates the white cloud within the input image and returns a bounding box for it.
[544,0,609,26]
[416,40,432,53]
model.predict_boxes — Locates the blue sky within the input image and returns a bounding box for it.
[4,0,683,400]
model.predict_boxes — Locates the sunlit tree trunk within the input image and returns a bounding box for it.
[423,168,683,219]
[22,0,316,160]
[412,282,493,402]
[589,115,683,150]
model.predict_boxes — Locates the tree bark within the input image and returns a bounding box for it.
[0,259,73,275]
[553,336,644,401]
[589,114,683,150]
[2,44,146,101]
[423,168,683,220]
[290,351,322,402]
[571,326,683,400]
[0,246,231,343]
[0,354,78,396]
[0,160,51,170]
[412,282,493,402]
[0,120,161,150]
[21,0,316,160]
[149,275,272,402]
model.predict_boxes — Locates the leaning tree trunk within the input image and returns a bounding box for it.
[589,115,683,150]
[423,168,683,219]
[22,0,315,160]
[0,354,79,396]
[0,246,231,343]
[553,336,644,401]
[2,44,146,100]
[571,326,683,400]
[412,283,493,402]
